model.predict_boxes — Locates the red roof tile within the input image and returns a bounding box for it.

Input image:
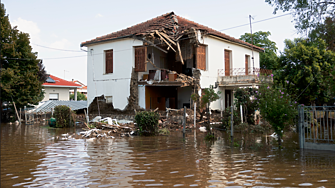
[43,75,81,88]
[81,12,264,51]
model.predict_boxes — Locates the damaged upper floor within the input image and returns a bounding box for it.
[81,12,264,53]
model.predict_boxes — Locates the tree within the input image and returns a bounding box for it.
[191,87,221,138]
[274,38,335,105]
[234,87,258,125]
[257,78,297,147]
[265,0,335,35]
[309,17,335,52]
[0,3,47,111]
[70,92,87,101]
[240,31,278,70]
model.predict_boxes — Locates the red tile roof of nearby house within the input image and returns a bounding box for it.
[81,12,264,52]
[43,75,81,88]
[71,80,87,89]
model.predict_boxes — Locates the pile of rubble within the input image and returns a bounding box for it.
[78,116,136,139]
[156,108,222,130]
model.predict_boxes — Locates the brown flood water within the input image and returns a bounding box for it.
[1,123,335,187]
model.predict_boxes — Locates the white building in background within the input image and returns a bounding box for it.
[42,75,81,101]
[70,80,87,97]
[81,12,269,111]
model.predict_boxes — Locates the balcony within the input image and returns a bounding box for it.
[218,67,272,86]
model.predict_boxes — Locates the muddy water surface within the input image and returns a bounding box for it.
[1,123,335,187]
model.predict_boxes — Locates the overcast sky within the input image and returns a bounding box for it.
[4,0,299,84]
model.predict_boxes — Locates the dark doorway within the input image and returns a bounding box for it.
[225,90,231,109]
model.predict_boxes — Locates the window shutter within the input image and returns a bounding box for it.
[224,50,230,76]
[245,55,249,75]
[105,49,113,74]
[135,47,147,72]
[196,45,206,70]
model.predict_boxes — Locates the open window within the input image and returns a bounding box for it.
[105,49,113,74]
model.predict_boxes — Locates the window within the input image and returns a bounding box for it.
[224,50,231,76]
[49,93,59,100]
[135,47,147,72]
[105,96,113,104]
[245,55,250,75]
[196,45,207,70]
[105,49,113,74]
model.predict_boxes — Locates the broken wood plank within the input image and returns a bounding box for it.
[176,41,184,65]
[147,58,169,71]
[176,35,183,41]
[155,31,176,52]
[136,37,167,53]
[160,32,176,45]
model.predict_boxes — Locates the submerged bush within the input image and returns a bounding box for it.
[54,105,76,128]
[134,111,159,136]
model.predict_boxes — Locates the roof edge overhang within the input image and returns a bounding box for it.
[43,85,81,88]
[208,34,265,53]
[81,34,134,47]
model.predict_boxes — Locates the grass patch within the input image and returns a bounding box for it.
[158,128,170,135]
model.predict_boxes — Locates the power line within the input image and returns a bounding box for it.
[17,14,291,60]
[32,43,84,52]
[219,13,291,31]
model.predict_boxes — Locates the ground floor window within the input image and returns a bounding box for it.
[49,93,59,100]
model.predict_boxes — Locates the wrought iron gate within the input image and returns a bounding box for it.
[298,105,335,151]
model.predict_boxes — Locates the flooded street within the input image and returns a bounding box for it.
[1,123,335,187]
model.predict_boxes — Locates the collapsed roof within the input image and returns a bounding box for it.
[80,12,264,52]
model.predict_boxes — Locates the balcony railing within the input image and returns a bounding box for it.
[218,67,272,77]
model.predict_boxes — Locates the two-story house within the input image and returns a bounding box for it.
[81,12,269,112]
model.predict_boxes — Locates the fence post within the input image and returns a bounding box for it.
[220,99,223,118]
[240,105,243,123]
[183,106,186,138]
[299,105,304,149]
[69,107,72,127]
[231,105,233,143]
[194,103,196,128]
[24,106,27,124]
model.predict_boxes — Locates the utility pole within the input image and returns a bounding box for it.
[249,15,255,75]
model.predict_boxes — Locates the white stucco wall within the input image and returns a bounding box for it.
[86,38,143,110]
[42,87,71,101]
[138,85,146,109]
[199,36,261,110]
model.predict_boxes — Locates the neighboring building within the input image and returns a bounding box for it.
[81,12,270,111]
[70,80,87,96]
[42,75,81,101]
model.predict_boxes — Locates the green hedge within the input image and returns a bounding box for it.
[134,111,159,136]
[54,105,76,128]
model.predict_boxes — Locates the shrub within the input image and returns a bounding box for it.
[257,74,297,147]
[70,92,87,101]
[158,128,170,135]
[54,105,76,128]
[222,108,241,130]
[234,87,258,125]
[134,111,159,136]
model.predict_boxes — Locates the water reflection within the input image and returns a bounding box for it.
[1,123,335,187]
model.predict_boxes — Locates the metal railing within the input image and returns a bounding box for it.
[298,106,335,151]
[218,67,272,77]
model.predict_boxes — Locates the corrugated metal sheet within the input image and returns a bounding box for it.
[33,101,87,113]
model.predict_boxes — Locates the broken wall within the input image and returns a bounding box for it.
[86,38,143,111]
